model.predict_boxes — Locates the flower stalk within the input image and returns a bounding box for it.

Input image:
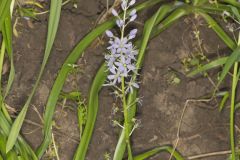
[104,0,138,159]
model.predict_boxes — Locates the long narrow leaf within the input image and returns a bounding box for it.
[217,47,240,87]
[6,0,62,153]
[187,57,228,76]
[2,9,15,99]
[199,12,236,50]
[0,0,12,31]
[133,146,184,160]
[220,0,240,8]
[73,64,107,159]
[0,111,38,159]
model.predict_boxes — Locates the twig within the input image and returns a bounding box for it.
[169,98,213,160]
[235,125,240,133]
[91,0,122,48]
[107,0,109,11]
[52,133,60,160]
[95,0,122,25]
[32,104,44,123]
[10,115,80,143]
[187,150,233,159]
[23,127,41,135]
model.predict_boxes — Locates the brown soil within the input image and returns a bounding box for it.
[5,0,240,160]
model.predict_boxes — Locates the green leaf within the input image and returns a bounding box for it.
[0,0,12,31]
[187,57,228,76]
[6,0,63,153]
[218,46,240,87]
[219,0,240,8]
[217,91,230,111]
[192,0,209,6]
[133,146,184,160]
[59,91,81,101]
[230,6,240,21]
[0,111,38,160]
[199,12,236,50]
[198,3,232,18]
[18,8,37,19]
[6,150,18,160]
[235,102,240,111]
[151,5,191,39]
[0,132,7,158]
[2,9,15,99]
[73,64,107,160]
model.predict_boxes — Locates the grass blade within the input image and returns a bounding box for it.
[2,9,15,99]
[218,91,229,111]
[220,0,240,8]
[187,57,228,76]
[73,64,107,159]
[0,111,38,160]
[133,146,184,160]
[0,0,12,31]
[218,46,240,86]
[6,0,62,153]
[190,11,239,86]
[199,12,236,50]
[192,0,209,6]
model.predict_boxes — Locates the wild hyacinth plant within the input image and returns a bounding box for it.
[104,0,138,159]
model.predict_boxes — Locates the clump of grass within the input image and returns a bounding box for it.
[1,0,63,158]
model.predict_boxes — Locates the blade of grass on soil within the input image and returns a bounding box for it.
[73,64,107,160]
[6,0,63,153]
[187,57,228,76]
[218,46,240,87]
[0,110,38,159]
[0,0,12,31]
[133,146,184,160]
[220,0,240,8]
[199,12,236,50]
[2,9,15,99]
[189,11,238,86]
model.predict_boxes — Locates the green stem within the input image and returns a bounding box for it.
[121,77,133,160]
[119,2,133,159]
[0,41,11,122]
[0,42,10,120]
[0,41,5,90]
[230,62,238,160]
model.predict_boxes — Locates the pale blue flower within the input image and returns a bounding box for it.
[112,9,118,17]
[129,0,136,6]
[106,30,114,37]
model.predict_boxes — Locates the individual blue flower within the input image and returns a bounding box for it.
[129,0,136,6]
[129,14,137,22]
[116,19,125,27]
[128,29,137,39]
[121,1,127,10]
[112,9,119,17]
[129,9,136,16]
[106,30,114,37]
